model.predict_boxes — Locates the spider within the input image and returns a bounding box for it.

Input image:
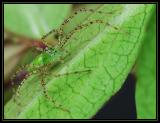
[10,5,121,113]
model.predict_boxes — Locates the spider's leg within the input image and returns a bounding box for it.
[41,29,60,48]
[40,68,91,113]
[40,73,71,113]
[59,6,120,33]
[11,64,43,105]
[59,19,105,47]
[59,19,129,48]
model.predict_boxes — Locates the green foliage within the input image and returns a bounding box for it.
[135,8,156,119]
[4,4,156,119]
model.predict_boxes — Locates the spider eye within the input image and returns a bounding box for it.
[54,34,59,39]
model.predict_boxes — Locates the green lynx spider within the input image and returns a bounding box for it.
[10,6,121,113]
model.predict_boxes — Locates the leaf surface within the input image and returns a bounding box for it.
[135,7,156,119]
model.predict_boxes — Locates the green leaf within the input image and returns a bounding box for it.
[4,4,71,38]
[135,7,156,119]
[4,4,155,119]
